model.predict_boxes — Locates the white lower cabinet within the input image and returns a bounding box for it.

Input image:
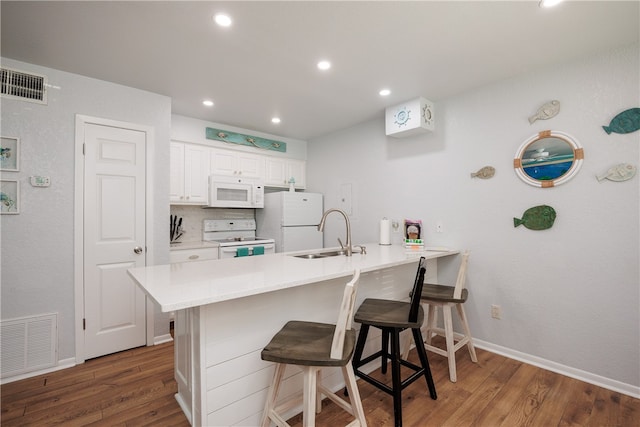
[169,247,218,263]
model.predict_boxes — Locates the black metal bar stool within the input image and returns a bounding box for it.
[351,257,436,427]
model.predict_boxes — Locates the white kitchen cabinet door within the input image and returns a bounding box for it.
[184,144,210,204]
[236,152,264,178]
[171,141,210,205]
[287,159,306,188]
[210,147,264,178]
[264,156,286,186]
[264,157,306,189]
[170,142,185,202]
[210,148,237,176]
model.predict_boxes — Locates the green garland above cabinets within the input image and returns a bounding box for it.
[206,127,287,153]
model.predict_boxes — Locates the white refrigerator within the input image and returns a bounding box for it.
[256,191,323,253]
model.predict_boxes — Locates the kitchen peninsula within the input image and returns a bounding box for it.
[128,244,459,426]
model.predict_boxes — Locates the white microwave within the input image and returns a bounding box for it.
[208,175,264,208]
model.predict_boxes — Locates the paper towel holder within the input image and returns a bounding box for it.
[379,217,392,246]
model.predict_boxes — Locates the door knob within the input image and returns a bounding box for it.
[134,246,143,254]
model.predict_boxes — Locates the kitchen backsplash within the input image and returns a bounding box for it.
[169,206,254,244]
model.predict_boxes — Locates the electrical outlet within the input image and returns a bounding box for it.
[491,304,501,319]
[436,221,444,233]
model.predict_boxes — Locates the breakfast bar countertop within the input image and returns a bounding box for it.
[128,244,458,313]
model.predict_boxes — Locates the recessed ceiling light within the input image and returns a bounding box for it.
[317,60,331,71]
[271,117,281,124]
[539,0,563,8]
[203,100,214,107]
[379,89,391,96]
[214,13,232,27]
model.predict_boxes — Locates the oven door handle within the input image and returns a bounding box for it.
[248,244,275,256]
[219,243,275,257]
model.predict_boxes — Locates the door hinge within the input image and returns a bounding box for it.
[82,143,86,155]
[83,318,86,330]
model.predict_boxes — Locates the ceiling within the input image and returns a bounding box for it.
[2,1,638,140]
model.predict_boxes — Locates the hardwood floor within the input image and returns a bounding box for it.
[2,338,639,426]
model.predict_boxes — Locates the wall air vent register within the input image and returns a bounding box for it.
[1,67,47,104]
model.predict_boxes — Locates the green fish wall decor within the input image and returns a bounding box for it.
[513,205,556,230]
[602,108,640,135]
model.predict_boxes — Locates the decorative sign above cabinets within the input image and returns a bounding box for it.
[385,97,434,138]
[205,127,287,153]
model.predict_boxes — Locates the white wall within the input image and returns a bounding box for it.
[307,44,639,394]
[0,58,172,364]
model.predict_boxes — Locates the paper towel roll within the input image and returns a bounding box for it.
[379,218,391,245]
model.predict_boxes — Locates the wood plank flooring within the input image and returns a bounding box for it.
[2,338,639,426]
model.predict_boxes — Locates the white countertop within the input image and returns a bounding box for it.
[128,244,458,312]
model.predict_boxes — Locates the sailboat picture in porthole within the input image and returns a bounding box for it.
[513,130,584,188]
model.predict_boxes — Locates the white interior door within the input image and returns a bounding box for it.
[83,122,147,359]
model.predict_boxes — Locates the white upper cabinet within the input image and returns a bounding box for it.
[170,141,210,204]
[169,142,185,202]
[264,157,306,188]
[171,143,306,202]
[210,148,264,178]
[287,159,306,188]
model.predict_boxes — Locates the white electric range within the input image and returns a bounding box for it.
[203,219,275,259]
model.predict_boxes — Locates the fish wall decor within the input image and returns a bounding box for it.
[596,163,636,182]
[470,166,495,179]
[514,205,556,230]
[602,108,640,135]
[528,100,560,124]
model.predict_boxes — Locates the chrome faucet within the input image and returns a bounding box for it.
[318,208,353,256]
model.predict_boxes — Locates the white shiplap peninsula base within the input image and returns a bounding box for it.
[128,245,458,426]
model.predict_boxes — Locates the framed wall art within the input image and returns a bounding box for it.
[1,136,19,171]
[0,180,20,214]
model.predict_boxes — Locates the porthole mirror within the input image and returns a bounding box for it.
[513,130,584,188]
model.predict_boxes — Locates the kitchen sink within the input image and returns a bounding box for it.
[292,250,346,259]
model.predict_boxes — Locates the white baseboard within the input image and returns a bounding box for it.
[0,357,76,385]
[154,333,174,345]
[473,339,640,399]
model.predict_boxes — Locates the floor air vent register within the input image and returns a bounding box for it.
[1,313,57,379]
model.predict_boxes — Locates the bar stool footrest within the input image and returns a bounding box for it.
[354,357,428,396]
